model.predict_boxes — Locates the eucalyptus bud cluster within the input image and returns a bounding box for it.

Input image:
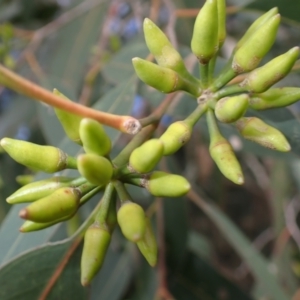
[132,1,300,185]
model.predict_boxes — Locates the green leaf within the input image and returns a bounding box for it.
[190,190,291,300]
[102,37,149,84]
[0,238,87,300]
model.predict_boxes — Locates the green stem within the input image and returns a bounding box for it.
[113,180,132,203]
[184,103,208,128]
[95,183,115,226]
[66,156,78,169]
[77,182,97,195]
[209,60,236,92]
[200,63,210,88]
[70,177,87,187]
[206,108,222,140]
[208,55,217,83]
[213,84,247,100]
[79,186,102,206]
[122,176,144,188]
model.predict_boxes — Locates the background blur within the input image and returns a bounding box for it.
[0,0,300,299]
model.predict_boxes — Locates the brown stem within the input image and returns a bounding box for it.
[0,64,141,134]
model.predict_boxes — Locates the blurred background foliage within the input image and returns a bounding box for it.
[0,0,300,299]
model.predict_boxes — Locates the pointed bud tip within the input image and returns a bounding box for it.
[19,209,28,219]
[236,175,244,185]
[81,278,90,287]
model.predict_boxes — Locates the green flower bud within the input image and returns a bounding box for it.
[19,214,72,232]
[159,121,192,155]
[236,7,278,50]
[249,87,300,110]
[240,47,299,93]
[7,176,83,204]
[53,89,83,145]
[19,187,81,223]
[117,201,146,242]
[129,139,164,173]
[81,224,111,286]
[207,110,244,184]
[232,14,280,73]
[143,18,200,86]
[236,117,291,152]
[217,0,226,47]
[215,94,249,123]
[132,57,201,97]
[0,138,77,173]
[79,118,111,156]
[146,171,191,197]
[15,175,34,186]
[137,218,157,267]
[191,0,219,64]
[77,154,113,186]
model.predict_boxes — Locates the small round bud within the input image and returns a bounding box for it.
[249,87,300,110]
[0,138,76,173]
[215,94,249,123]
[81,224,111,286]
[240,47,299,93]
[207,110,244,185]
[79,118,111,156]
[117,201,146,242]
[19,187,81,223]
[232,14,280,73]
[77,154,113,186]
[132,58,201,97]
[236,117,291,152]
[236,7,278,50]
[146,171,191,197]
[53,89,83,145]
[129,139,164,173]
[143,18,199,86]
[137,218,157,267]
[191,0,219,64]
[7,176,76,204]
[159,121,192,155]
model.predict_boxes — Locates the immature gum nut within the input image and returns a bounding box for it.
[236,117,291,152]
[240,47,299,93]
[20,214,72,232]
[236,7,278,50]
[191,0,219,64]
[53,89,82,145]
[132,58,200,96]
[210,136,244,185]
[0,138,70,173]
[143,18,199,85]
[137,218,158,267]
[81,224,111,286]
[146,171,191,197]
[217,0,227,47]
[215,94,249,123]
[249,87,300,110]
[7,176,76,204]
[232,14,280,73]
[159,121,192,155]
[79,118,111,156]
[129,139,164,173]
[19,187,81,223]
[77,154,113,186]
[207,109,244,184]
[117,201,146,242]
